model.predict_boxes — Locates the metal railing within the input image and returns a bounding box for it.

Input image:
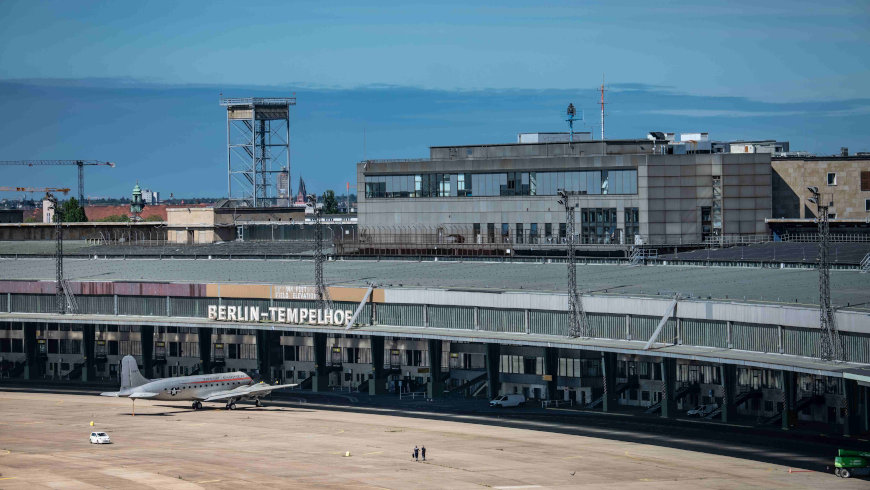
[861,253,870,273]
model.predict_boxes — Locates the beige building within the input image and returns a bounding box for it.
[772,156,870,219]
[167,201,306,244]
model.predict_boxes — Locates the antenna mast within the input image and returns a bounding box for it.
[599,75,606,140]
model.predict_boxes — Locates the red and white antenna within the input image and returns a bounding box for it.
[599,74,607,140]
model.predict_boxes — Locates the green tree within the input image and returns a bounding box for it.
[322,189,339,214]
[58,197,87,222]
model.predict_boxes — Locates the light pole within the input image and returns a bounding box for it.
[558,190,589,338]
[307,194,332,311]
[806,186,840,361]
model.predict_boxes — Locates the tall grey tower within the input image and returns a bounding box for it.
[221,97,296,206]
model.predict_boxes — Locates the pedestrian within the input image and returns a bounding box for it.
[413,445,419,461]
[421,445,426,461]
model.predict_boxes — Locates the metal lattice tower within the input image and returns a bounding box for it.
[807,186,841,361]
[307,194,332,310]
[45,193,65,315]
[221,97,295,207]
[558,191,589,338]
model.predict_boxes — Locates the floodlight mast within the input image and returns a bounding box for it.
[806,186,841,361]
[558,190,589,338]
[307,194,332,311]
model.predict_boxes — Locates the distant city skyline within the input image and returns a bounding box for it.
[0,0,867,197]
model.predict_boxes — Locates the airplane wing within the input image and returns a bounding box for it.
[128,392,159,399]
[202,382,298,402]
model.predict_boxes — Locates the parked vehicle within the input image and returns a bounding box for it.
[834,449,870,478]
[490,394,526,408]
[687,404,718,417]
[89,432,111,444]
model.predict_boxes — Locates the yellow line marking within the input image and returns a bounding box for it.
[0,449,10,455]
[196,479,221,484]
[362,451,383,456]
[21,421,43,425]
[0,477,18,480]
[335,429,345,434]
[560,455,585,460]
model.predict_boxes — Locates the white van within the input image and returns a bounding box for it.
[490,394,526,408]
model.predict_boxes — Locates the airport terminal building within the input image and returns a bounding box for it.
[357,137,772,246]
[1,261,868,435]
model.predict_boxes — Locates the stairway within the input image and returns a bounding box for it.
[644,382,699,414]
[586,380,636,409]
[446,372,488,396]
[704,389,763,419]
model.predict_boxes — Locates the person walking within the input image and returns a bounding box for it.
[413,446,419,461]
[421,445,426,461]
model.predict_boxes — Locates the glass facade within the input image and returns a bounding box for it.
[365,169,637,198]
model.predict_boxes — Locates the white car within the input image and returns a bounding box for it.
[89,432,111,444]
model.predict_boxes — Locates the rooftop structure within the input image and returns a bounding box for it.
[221,97,296,207]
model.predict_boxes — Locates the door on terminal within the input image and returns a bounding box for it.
[187,230,194,244]
[390,349,401,368]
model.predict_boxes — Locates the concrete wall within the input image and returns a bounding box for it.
[772,157,870,219]
[167,208,216,244]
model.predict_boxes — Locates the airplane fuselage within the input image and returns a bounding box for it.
[119,372,252,401]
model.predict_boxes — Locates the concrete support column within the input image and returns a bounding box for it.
[485,343,501,399]
[544,347,558,400]
[198,327,212,375]
[256,330,281,382]
[601,352,617,412]
[720,364,736,423]
[23,323,37,380]
[427,339,444,399]
[843,379,860,437]
[369,336,386,395]
[81,324,95,382]
[862,385,870,434]
[781,370,796,430]
[660,358,676,418]
[312,333,329,392]
[140,325,154,379]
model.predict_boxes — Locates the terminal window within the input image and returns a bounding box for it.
[364,169,637,198]
[581,208,617,244]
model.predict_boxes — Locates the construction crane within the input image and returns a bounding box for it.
[0,160,115,204]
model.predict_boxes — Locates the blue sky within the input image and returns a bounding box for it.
[0,1,868,197]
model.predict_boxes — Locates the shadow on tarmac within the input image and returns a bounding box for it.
[266,393,868,473]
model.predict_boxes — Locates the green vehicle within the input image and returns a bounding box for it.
[834,449,870,478]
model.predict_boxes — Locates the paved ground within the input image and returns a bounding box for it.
[1,256,869,308]
[0,390,865,489]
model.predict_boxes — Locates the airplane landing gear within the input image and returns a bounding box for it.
[225,401,237,410]
[255,399,262,408]
[191,401,202,410]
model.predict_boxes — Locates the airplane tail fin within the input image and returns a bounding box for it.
[120,355,149,390]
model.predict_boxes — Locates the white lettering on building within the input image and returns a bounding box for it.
[207,304,355,327]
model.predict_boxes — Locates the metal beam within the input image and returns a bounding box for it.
[644,296,679,350]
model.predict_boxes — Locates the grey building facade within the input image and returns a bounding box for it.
[357,139,772,246]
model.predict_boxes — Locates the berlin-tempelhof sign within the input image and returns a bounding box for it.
[207,305,354,326]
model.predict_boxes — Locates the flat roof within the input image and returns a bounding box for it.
[430,139,649,149]
[1,257,868,309]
